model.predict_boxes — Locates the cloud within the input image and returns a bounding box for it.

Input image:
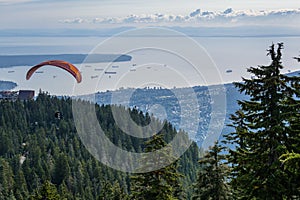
[60,8,300,26]
[59,18,87,24]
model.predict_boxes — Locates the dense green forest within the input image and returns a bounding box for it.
[0,43,300,199]
[0,91,199,199]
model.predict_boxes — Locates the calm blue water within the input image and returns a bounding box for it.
[0,36,300,95]
[1,36,299,69]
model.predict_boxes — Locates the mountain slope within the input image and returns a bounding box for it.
[0,92,199,199]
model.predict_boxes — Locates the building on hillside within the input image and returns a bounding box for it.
[0,90,35,101]
[18,90,35,100]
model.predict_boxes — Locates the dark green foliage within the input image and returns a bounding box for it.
[30,180,60,200]
[0,92,199,199]
[98,181,129,200]
[0,158,15,199]
[52,153,70,185]
[130,134,185,200]
[193,142,231,200]
[224,43,300,199]
[279,152,300,175]
[278,55,300,181]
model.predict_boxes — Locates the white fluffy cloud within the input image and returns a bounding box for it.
[59,18,87,24]
[60,8,300,26]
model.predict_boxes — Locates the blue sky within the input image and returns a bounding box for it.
[0,0,300,29]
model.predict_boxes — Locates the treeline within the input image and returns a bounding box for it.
[0,91,199,199]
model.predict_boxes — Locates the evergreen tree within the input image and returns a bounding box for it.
[279,152,300,176]
[192,141,231,200]
[30,180,60,200]
[224,43,300,199]
[0,158,15,199]
[14,170,29,200]
[279,54,300,182]
[130,134,185,200]
[98,181,129,200]
[57,181,71,200]
[52,153,70,185]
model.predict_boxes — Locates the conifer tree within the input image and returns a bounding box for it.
[279,55,300,179]
[30,180,60,200]
[0,158,15,199]
[52,153,70,185]
[224,43,300,199]
[192,141,231,200]
[98,181,129,200]
[130,134,185,200]
[14,170,29,200]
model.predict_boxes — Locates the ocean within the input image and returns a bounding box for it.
[0,35,300,95]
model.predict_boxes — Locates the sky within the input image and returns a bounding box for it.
[0,0,300,29]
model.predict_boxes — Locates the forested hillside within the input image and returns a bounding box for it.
[0,92,200,199]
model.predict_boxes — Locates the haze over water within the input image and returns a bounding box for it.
[1,35,300,96]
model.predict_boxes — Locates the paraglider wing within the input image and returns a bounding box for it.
[26,60,82,83]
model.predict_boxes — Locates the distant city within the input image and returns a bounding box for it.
[93,83,245,147]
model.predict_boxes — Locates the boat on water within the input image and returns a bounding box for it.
[91,75,99,79]
[105,71,117,75]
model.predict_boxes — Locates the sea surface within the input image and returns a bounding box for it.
[0,36,300,95]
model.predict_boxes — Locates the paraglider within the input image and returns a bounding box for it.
[54,111,62,119]
[26,60,82,83]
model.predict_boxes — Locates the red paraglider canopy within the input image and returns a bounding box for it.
[26,60,82,83]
